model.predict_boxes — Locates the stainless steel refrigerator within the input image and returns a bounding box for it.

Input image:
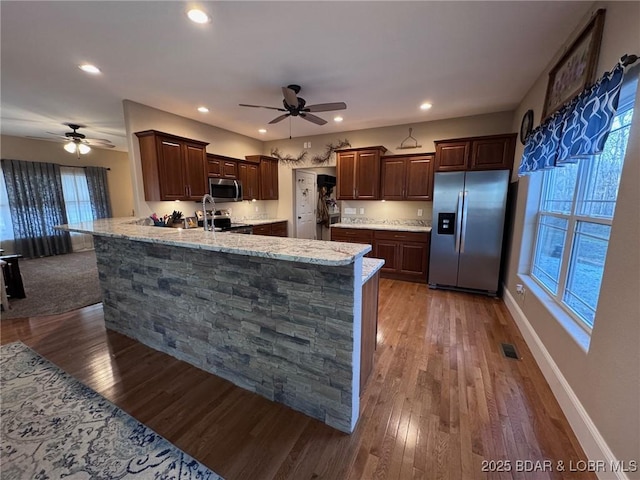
[428,170,509,296]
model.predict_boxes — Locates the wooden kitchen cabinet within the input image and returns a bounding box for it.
[360,270,379,392]
[252,221,288,237]
[238,162,259,200]
[373,230,430,282]
[245,155,279,200]
[336,146,387,200]
[135,130,208,201]
[330,227,373,257]
[381,154,434,200]
[434,133,516,172]
[207,154,238,179]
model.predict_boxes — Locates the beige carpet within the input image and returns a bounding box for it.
[2,251,102,319]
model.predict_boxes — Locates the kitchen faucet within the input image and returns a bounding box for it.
[202,194,217,240]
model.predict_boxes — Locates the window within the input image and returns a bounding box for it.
[530,77,637,329]
[60,167,94,251]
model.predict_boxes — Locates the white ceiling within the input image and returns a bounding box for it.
[1,1,593,151]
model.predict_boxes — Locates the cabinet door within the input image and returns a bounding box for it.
[435,142,469,171]
[375,240,399,272]
[336,152,356,199]
[184,143,207,199]
[405,155,434,200]
[470,135,516,170]
[222,160,238,179]
[380,158,406,200]
[259,158,278,200]
[158,139,185,200]
[399,242,428,277]
[355,150,380,199]
[207,156,222,177]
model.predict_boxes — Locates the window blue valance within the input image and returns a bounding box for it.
[519,61,627,175]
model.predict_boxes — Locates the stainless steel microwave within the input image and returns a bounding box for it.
[209,178,243,202]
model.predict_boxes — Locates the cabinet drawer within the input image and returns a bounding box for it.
[374,230,429,243]
[270,221,287,237]
[252,224,271,236]
[331,228,373,243]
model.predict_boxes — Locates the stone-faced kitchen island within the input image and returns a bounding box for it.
[58,218,382,433]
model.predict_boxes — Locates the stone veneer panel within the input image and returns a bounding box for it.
[94,236,356,432]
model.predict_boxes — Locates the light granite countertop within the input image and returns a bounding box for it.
[362,258,385,283]
[57,218,370,266]
[331,222,432,233]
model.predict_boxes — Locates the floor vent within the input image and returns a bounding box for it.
[501,343,519,360]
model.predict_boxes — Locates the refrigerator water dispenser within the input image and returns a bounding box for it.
[437,213,456,235]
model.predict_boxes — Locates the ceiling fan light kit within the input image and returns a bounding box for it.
[240,84,347,127]
[32,122,116,158]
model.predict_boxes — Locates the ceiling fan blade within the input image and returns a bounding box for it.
[305,102,347,113]
[45,132,72,140]
[87,142,116,148]
[268,113,290,124]
[28,136,65,143]
[300,113,327,125]
[83,137,113,144]
[239,103,286,111]
[282,86,299,109]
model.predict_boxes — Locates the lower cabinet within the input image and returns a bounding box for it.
[374,231,430,282]
[330,228,373,257]
[330,227,430,282]
[252,221,288,237]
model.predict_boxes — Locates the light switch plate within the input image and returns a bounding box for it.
[359,208,365,214]
[344,207,357,215]
[418,209,423,216]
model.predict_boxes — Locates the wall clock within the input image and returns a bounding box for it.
[519,109,534,145]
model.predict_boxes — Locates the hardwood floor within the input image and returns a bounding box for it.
[0,279,594,480]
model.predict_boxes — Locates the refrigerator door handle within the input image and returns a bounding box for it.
[455,191,463,253]
[460,190,469,253]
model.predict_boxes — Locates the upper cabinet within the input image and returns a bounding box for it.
[135,130,209,201]
[207,154,238,179]
[434,133,516,172]
[238,162,259,200]
[245,155,279,200]
[381,154,434,201]
[336,146,387,200]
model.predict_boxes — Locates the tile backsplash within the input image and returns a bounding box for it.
[339,200,432,225]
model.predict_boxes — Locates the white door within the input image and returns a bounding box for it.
[295,170,317,239]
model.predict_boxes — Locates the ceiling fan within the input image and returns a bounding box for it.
[240,85,346,125]
[30,123,115,158]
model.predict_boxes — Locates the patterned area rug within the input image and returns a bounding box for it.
[0,342,223,479]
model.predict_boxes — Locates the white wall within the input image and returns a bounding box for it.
[505,1,640,468]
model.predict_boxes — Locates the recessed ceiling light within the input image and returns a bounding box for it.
[79,64,100,74]
[197,106,209,113]
[258,129,267,134]
[420,102,433,111]
[334,116,343,122]
[187,8,210,24]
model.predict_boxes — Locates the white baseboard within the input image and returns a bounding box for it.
[502,287,628,480]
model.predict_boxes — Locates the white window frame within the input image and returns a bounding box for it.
[529,84,636,332]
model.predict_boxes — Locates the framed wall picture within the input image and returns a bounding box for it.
[541,9,606,121]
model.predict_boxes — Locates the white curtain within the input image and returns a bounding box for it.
[60,167,94,251]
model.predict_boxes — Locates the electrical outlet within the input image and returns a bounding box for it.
[359,208,365,214]
[255,206,259,212]
[307,141,311,148]
[417,209,423,217]
[516,284,526,296]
